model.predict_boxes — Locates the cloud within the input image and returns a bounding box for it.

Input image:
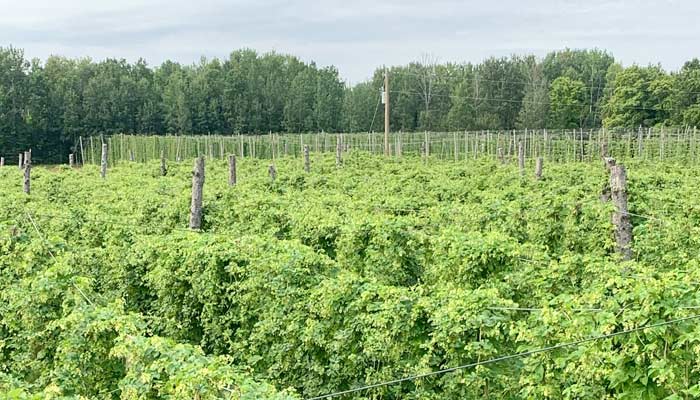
[1,0,699,82]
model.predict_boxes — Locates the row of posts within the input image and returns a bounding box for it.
[2,150,35,193]
[189,141,321,229]
[6,139,634,259]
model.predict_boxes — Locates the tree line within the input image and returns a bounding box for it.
[1,46,699,162]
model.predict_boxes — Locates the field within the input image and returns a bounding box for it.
[2,149,700,399]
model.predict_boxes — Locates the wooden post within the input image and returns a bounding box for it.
[518,141,525,175]
[336,137,342,166]
[228,155,237,186]
[397,131,402,157]
[610,164,632,260]
[69,154,75,168]
[89,136,94,165]
[189,156,205,230]
[79,136,85,165]
[637,126,643,159]
[18,153,23,170]
[535,157,543,180]
[384,69,390,156]
[268,164,277,182]
[497,147,504,164]
[23,160,31,194]
[160,151,167,176]
[693,126,697,162]
[600,142,608,159]
[453,132,458,161]
[100,144,107,179]
[424,131,429,158]
[504,133,511,159]
[176,137,182,162]
[23,151,30,167]
[303,145,310,173]
[0,157,4,167]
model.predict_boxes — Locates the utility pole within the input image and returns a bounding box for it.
[384,69,390,156]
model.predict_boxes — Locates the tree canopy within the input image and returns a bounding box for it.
[1,46,699,162]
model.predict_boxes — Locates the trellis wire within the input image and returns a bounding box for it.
[76,127,699,166]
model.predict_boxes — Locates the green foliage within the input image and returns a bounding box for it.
[2,153,700,399]
[548,77,586,128]
[603,65,672,128]
[4,45,700,164]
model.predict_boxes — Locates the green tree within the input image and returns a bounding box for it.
[548,76,586,128]
[603,65,671,128]
[0,46,30,155]
[342,82,379,132]
[161,69,192,133]
[669,59,700,127]
[542,48,615,127]
[284,66,316,132]
[516,57,549,129]
[314,66,345,132]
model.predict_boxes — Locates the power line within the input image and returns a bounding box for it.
[388,69,700,98]
[306,314,700,400]
[368,93,382,134]
[389,89,669,113]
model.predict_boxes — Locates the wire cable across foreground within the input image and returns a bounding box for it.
[306,314,700,400]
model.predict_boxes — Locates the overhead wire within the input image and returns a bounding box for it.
[387,69,700,98]
[389,89,669,113]
[306,314,700,400]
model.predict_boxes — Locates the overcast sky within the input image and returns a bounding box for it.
[1,0,698,83]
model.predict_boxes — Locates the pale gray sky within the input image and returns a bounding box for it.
[1,0,698,83]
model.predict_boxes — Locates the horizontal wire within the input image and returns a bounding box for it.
[387,69,700,98]
[25,212,95,306]
[486,306,603,312]
[389,89,668,112]
[306,314,700,400]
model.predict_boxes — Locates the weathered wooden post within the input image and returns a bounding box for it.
[600,157,616,202]
[424,131,430,158]
[453,132,458,161]
[518,141,525,175]
[497,147,504,164]
[603,157,616,170]
[610,163,632,260]
[100,144,108,179]
[23,151,30,167]
[303,145,310,173]
[23,159,31,194]
[268,164,277,182]
[0,157,4,167]
[69,154,75,168]
[160,151,167,176]
[228,155,237,186]
[600,142,608,159]
[189,156,205,230]
[535,157,543,180]
[336,136,342,166]
[397,131,402,157]
[18,153,23,170]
